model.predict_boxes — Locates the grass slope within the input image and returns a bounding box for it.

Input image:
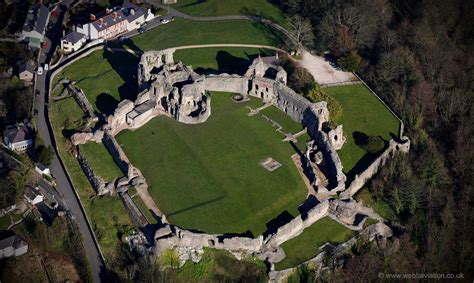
[174,47,274,74]
[324,84,400,175]
[171,0,287,26]
[124,18,284,51]
[275,217,355,270]
[116,92,307,235]
[50,98,132,261]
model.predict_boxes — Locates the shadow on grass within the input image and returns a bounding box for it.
[345,131,391,185]
[181,0,207,9]
[263,210,294,238]
[194,49,273,75]
[166,194,227,218]
[100,40,142,114]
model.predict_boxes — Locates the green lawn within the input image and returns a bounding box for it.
[275,217,355,270]
[50,97,132,262]
[260,105,304,134]
[324,84,400,176]
[123,18,284,51]
[79,142,123,182]
[175,47,273,74]
[170,0,287,26]
[116,92,307,235]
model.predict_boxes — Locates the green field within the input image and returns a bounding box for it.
[79,142,123,182]
[175,47,274,74]
[116,92,307,235]
[324,84,400,176]
[122,18,284,51]
[275,217,355,270]
[260,106,304,134]
[170,0,287,26]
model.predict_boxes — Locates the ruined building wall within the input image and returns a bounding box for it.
[203,75,249,94]
[342,137,410,197]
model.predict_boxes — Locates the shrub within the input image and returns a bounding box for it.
[337,50,364,72]
[305,86,343,122]
[365,136,385,154]
[160,248,180,268]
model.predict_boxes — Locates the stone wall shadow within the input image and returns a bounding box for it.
[263,210,294,238]
[95,92,119,116]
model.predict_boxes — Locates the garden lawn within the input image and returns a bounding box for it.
[174,47,274,74]
[275,217,355,270]
[260,105,304,134]
[80,142,123,182]
[50,97,132,261]
[324,84,400,175]
[124,18,284,51]
[116,92,308,235]
[171,0,287,26]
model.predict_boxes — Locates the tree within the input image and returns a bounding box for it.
[280,54,316,94]
[337,50,364,72]
[37,145,54,166]
[288,14,314,48]
[365,136,385,154]
[305,87,342,122]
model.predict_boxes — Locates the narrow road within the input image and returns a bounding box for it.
[34,1,105,282]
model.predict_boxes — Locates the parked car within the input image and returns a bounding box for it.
[41,42,48,49]
[37,66,43,75]
[138,27,146,34]
[43,63,49,71]
[34,109,38,115]
[35,90,40,96]
[160,18,170,24]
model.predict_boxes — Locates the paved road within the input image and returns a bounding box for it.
[34,2,105,282]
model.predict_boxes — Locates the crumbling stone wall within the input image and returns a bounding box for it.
[102,130,139,180]
[76,146,109,195]
[342,137,410,197]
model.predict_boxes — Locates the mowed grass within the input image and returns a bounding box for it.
[175,47,274,74]
[79,142,123,182]
[171,0,287,26]
[50,97,132,261]
[324,84,400,175]
[124,18,284,51]
[275,217,355,270]
[116,92,307,235]
[260,106,304,134]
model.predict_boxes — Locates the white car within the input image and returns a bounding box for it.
[160,18,170,24]
[37,66,43,76]
[43,63,49,71]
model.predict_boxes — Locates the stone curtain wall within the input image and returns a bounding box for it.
[76,146,106,194]
[342,137,410,197]
[102,130,137,180]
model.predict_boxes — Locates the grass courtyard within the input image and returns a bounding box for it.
[170,0,287,26]
[116,92,308,235]
[324,84,400,177]
[274,217,355,270]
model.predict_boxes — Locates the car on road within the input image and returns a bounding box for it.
[138,27,146,34]
[44,63,49,71]
[118,36,127,42]
[37,66,43,75]
[35,90,40,96]
[41,42,48,49]
[160,18,170,24]
[34,109,38,115]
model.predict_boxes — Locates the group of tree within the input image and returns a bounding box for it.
[275,0,473,279]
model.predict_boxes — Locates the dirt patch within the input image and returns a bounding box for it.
[296,51,357,85]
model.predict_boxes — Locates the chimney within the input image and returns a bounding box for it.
[99,18,104,26]
[130,8,135,15]
[90,14,96,21]
[112,12,118,21]
[106,8,112,14]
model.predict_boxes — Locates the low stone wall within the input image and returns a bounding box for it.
[102,130,138,180]
[76,146,107,195]
[342,137,410,197]
[204,75,249,94]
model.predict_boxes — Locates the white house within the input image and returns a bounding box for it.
[35,163,51,176]
[60,31,87,52]
[24,186,44,205]
[0,234,28,259]
[21,5,50,49]
[76,2,152,40]
[3,125,34,151]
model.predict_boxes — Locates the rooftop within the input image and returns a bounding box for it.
[23,5,49,35]
[3,125,34,144]
[62,31,86,44]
